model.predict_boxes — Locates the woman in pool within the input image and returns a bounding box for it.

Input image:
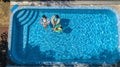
[51,15,62,33]
[51,15,60,27]
[40,15,50,30]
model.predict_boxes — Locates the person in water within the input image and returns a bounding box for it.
[51,15,62,33]
[40,15,50,30]
[51,15,60,27]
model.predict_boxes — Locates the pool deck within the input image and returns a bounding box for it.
[1,1,120,67]
[0,2,9,41]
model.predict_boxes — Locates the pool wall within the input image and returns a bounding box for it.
[118,14,120,54]
[9,6,120,65]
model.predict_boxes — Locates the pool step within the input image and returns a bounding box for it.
[27,11,38,26]
[22,11,39,50]
[17,10,26,18]
[18,10,30,22]
[21,11,34,25]
[17,10,39,25]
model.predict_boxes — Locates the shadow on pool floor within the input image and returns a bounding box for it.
[0,31,118,67]
[24,45,56,61]
[49,18,73,34]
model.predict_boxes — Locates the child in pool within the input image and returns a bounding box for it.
[40,15,50,30]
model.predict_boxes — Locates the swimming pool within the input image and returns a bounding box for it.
[9,7,120,64]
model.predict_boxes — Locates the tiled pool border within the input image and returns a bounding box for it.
[9,6,120,65]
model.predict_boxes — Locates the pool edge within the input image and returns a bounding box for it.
[8,6,120,65]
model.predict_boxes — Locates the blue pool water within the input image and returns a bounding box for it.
[9,7,119,64]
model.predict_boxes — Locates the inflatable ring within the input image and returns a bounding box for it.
[54,24,62,33]
[54,28,62,33]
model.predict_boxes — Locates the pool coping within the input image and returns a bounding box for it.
[9,6,120,65]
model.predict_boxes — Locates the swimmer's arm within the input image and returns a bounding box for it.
[40,19,43,24]
[47,19,50,24]
[57,18,60,24]
[51,16,55,23]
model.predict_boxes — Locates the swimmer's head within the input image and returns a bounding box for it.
[55,15,59,18]
[42,15,47,19]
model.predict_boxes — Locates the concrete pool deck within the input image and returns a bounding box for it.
[10,1,120,13]
[0,2,9,41]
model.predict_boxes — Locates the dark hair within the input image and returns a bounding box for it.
[60,26,62,29]
[55,15,59,18]
[42,15,47,19]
